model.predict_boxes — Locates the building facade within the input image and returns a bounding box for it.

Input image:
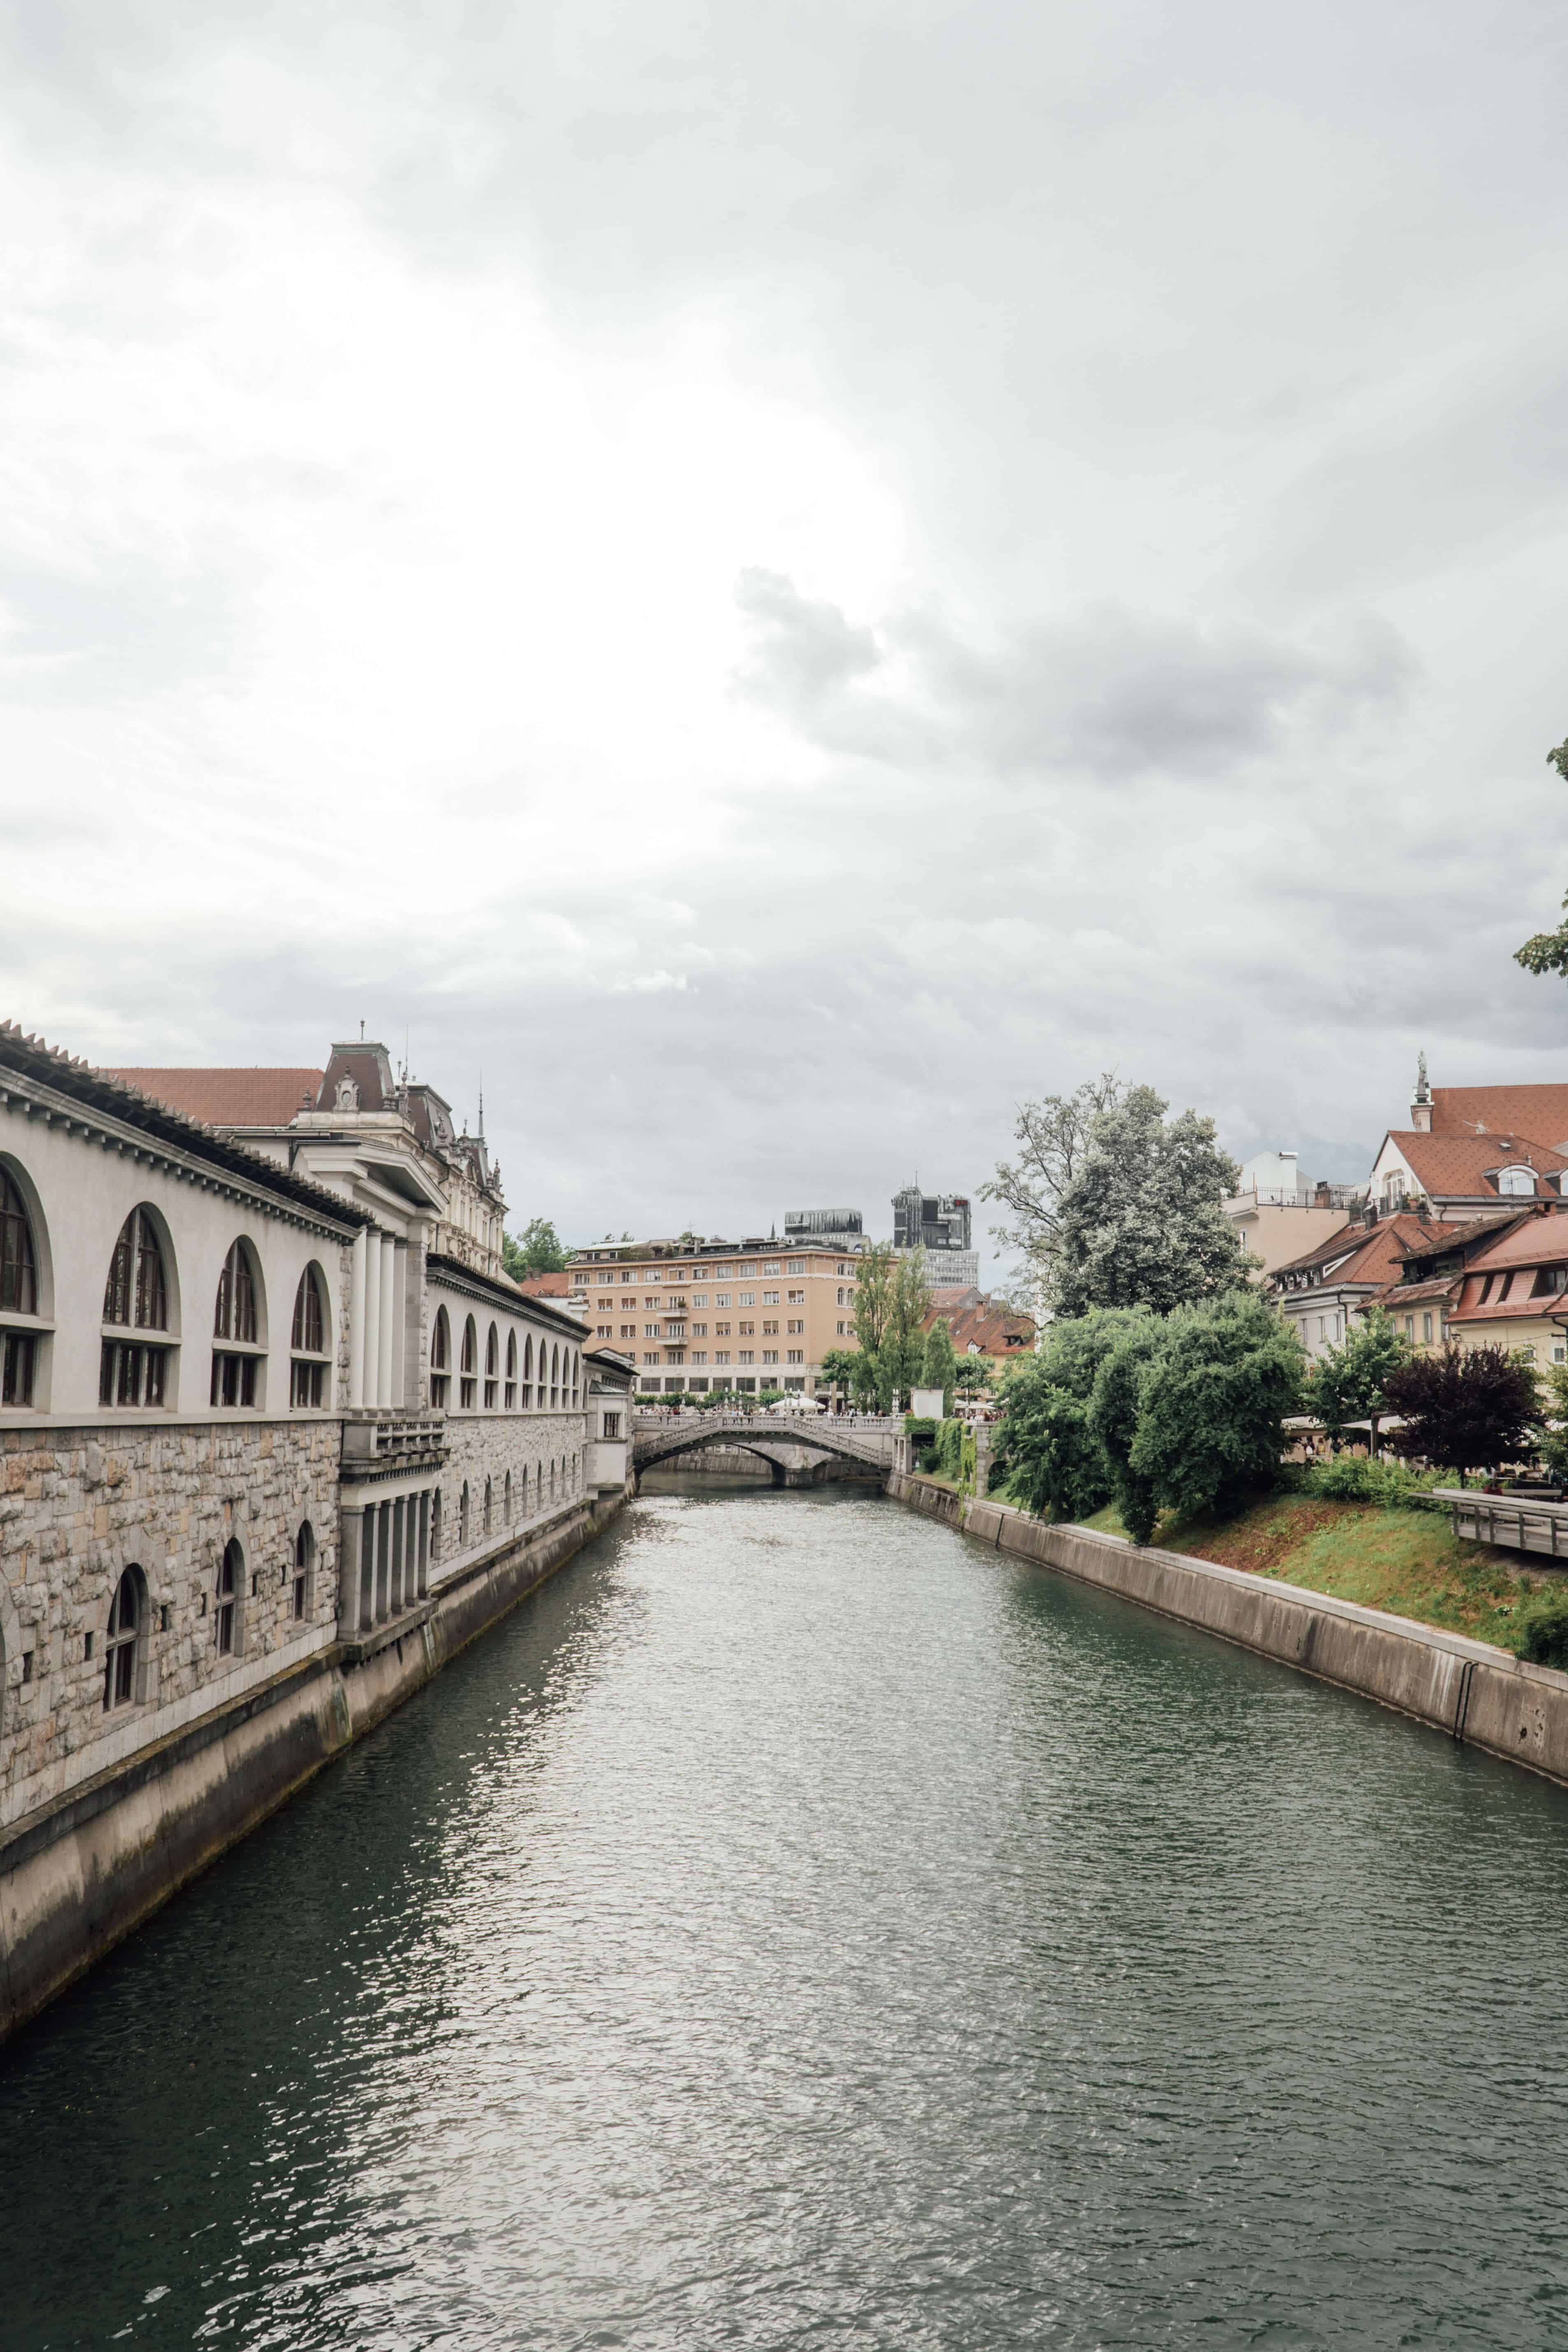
[892,1187,978,1289]
[0,1023,632,2037]
[1223,1149,1361,1277]
[569,1236,862,1395]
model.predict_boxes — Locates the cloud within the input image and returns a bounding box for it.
[735,575,1415,781]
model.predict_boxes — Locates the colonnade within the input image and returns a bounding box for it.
[348,1228,405,1409]
[344,1488,433,1634]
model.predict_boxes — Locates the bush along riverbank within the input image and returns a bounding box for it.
[988,1297,1568,1667]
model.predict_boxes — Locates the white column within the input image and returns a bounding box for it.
[378,1236,396,1409]
[390,1243,406,1408]
[363,1231,382,1410]
[348,1229,367,1409]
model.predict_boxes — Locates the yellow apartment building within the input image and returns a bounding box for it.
[567,1237,863,1397]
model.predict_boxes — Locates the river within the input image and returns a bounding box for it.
[4,1479,1568,2349]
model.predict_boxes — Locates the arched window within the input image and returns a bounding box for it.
[290,1267,330,1408]
[1,1167,39,1408]
[485,1322,499,1409]
[101,1209,173,1409]
[103,1566,144,1711]
[460,1317,478,1410]
[505,1332,518,1409]
[216,1538,243,1657]
[484,1475,493,1536]
[571,1351,580,1408]
[430,1306,451,1408]
[431,1487,443,1562]
[293,1522,314,1620]
[211,1239,264,1409]
[1499,1166,1536,1197]
[550,1343,560,1409]
[504,1469,512,1523]
[522,1333,534,1409]
[460,1481,471,1547]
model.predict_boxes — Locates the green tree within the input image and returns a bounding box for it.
[1304,1307,1411,1455]
[1515,736,1568,979]
[856,1244,932,1409]
[994,1306,1155,1524]
[1086,1315,1165,1544]
[1383,1346,1540,1485]
[1539,1358,1568,1483]
[818,1347,860,1400]
[1128,1292,1305,1531]
[1050,1087,1250,1317]
[920,1316,957,1412]
[983,1074,1123,1303]
[852,1243,896,1356]
[502,1217,568,1280]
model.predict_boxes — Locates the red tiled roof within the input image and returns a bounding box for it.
[1385,1129,1568,1198]
[1395,1211,1526,1266]
[1428,1084,1568,1145]
[518,1270,571,1296]
[1277,1212,1445,1283]
[1449,1209,1568,1275]
[1373,1274,1459,1311]
[922,1296,1034,1357]
[107,1067,323,1126]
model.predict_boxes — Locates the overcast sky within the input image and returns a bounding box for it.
[5,0,1568,1278]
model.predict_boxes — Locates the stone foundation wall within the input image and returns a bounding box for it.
[0,1485,624,2042]
[0,1418,343,1830]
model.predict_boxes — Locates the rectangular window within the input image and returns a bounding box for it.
[787,1260,805,1275]
[740,1263,756,1276]
[714,1265,733,1278]
[1405,1317,1415,1340]
[715,1322,731,1336]
[762,1320,778,1335]
[716,1294,731,1307]
[460,1376,476,1408]
[290,1358,325,1408]
[763,1262,780,1276]
[836,1320,847,1336]
[692,1322,707,1336]
[787,1319,804,1334]
[739,1292,755,1307]
[739,1321,755,1336]
[693,1295,708,1307]
[484,1378,498,1408]
[715,1350,730,1364]
[762,1350,778,1364]
[2,1331,36,1406]
[787,1349,804,1364]
[787,1290,805,1305]
[1422,1312,1433,1343]
[643,1352,660,1364]
[734,1376,756,1392]
[739,1350,755,1364]
[645,1323,659,1337]
[603,1412,622,1438]
[763,1290,780,1305]
[688,1376,710,1391]
[692,1350,708,1364]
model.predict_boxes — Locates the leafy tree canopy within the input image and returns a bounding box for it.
[920,1316,957,1411]
[502,1217,569,1280]
[1304,1307,1411,1453]
[1383,1345,1540,1485]
[1128,1290,1306,1528]
[1515,737,1568,979]
[985,1077,1250,1316]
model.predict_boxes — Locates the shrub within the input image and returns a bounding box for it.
[1086,1319,1163,1545]
[1515,1584,1568,1669]
[1129,1290,1305,1529]
[1300,1456,1449,1511]
[994,1307,1158,1523]
[1383,1345,1539,1485]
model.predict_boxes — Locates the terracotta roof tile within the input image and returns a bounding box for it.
[1428,1084,1568,1146]
[1384,1128,1568,1198]
[1277,1212,1446,1282]
[107,1067,323,1126]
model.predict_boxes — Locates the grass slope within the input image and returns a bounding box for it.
[1078,1493,1545,1651]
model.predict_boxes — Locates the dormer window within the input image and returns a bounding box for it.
[1498,1166,1536,1196]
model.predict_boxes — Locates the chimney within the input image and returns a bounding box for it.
[1314,1181,1331,1208]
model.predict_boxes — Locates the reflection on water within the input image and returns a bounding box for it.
[4,1480,1568,2348]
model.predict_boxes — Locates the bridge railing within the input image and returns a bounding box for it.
[631,1408,905,1431]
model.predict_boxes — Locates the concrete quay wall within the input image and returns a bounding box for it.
[889,1473,1568,1790]
[0,1490,623,2043]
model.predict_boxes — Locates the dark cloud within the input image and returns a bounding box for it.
[735,574,1415,781]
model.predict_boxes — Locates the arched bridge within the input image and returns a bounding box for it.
[632,1413,910,1488]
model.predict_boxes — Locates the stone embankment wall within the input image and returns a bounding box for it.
[0,1487,624,2042]
[890,1473,1568,1791]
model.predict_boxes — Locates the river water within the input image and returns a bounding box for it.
[5,1480,1568,2349]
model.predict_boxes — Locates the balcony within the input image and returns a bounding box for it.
[343,1410,449,1469]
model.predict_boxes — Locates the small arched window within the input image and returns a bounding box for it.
[460,1317,478,1410]
[505,1332,518,1410]
[293,1522,314,1620]
[550,1343,560,1410]
[484,1475,493,1536]
[216,1539,243,1657]
[460,1481,471,1547]
[1,1167,39,1408]
[290,1268,330,1408]
[522,1333,534,1409]
[484,1322,499,1409]
[1499,1166,1537,1197]
[101,1209,172,1409]
[212,1240,264,1409]
[571,1352,580,1408]
[430,1306,451,1408]
[103,1566,144,1711]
